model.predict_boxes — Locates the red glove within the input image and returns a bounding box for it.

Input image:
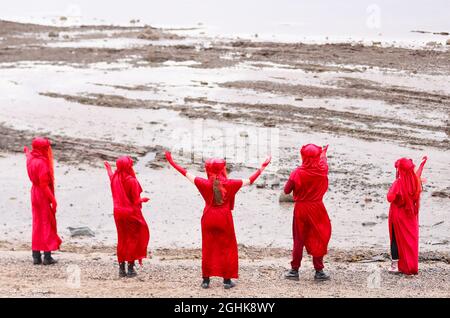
[165,151,187,176]
[104,161,114,179]
[416,155,428,179]
[24,146,31,159]
[249,156,271,184]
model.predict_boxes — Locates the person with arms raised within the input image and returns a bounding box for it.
[387,156,427,275]
[165,151,271,289]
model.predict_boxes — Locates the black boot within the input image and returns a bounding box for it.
[127,262,137,277]
[314,270,330,281]
[119,262,127,277]
[32,251,42,265]
[223,278,236,289]
[201,277,210,289]
[43,252,57,265]
[285,269,299,281]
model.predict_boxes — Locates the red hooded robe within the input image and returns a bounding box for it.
[388,158,424,275]
[26,137,62,252]
[109,156,149,264]
[194,159,243,279]
[284,144,332,268]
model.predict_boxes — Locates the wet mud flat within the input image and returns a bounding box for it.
[1,20,450,73]
[0,20,449,254]
[0,123,157,166]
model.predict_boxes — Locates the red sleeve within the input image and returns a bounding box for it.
[194,177,210,196]
[284,179,295,194]
[228,179,243,196]
[284,170,298,194]
[125,176,142,206]
[37,161,51,187]
[387,181,399,203]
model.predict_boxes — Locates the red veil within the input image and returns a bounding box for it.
[299,144,328,177]
[284,143,331,267]
[31,137,55,191]
[394,158,421,215]
[110,156,149,264]
[26,137,61,252]
[388,156,426,275]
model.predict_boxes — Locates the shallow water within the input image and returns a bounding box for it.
[1,0,449,46]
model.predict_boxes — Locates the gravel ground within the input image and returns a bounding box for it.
[1,250,448,298]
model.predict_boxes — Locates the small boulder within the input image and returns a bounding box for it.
[68,226,95,238]
[137,28,161,40]
[48,31,59,38]
[376,213,388,220]
[279,192,294,203]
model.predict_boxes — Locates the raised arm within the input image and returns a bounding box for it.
[242,156,272,187]
[165,151,196,184]
[415,156,427,178]
[320,145,329,164]
[104,161,114,181]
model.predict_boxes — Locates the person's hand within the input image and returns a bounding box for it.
[51,200,57,214]
[23,146,30,153]
[141,197,150,203]
[422,156,428,162]
[165,151,173,162]
[323,145,329,152]
[261,156,271,168]
[104,161,111,170]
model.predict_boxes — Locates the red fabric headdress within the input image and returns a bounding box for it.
[31,137,54,189]
[395,158,420,215]
[299,144,328,176]
[116,156,137,178]
[205,158,227,205]
[112,156,142,204]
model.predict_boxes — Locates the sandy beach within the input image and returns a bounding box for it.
[0,15,449,297]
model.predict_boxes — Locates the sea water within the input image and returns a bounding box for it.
[1,0,449,46]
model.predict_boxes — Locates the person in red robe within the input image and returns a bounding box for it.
[165,152,271,289]
[283,144,331,281]
[104,156,150,278]
[24,137,62,265]
[387,156,427,275]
